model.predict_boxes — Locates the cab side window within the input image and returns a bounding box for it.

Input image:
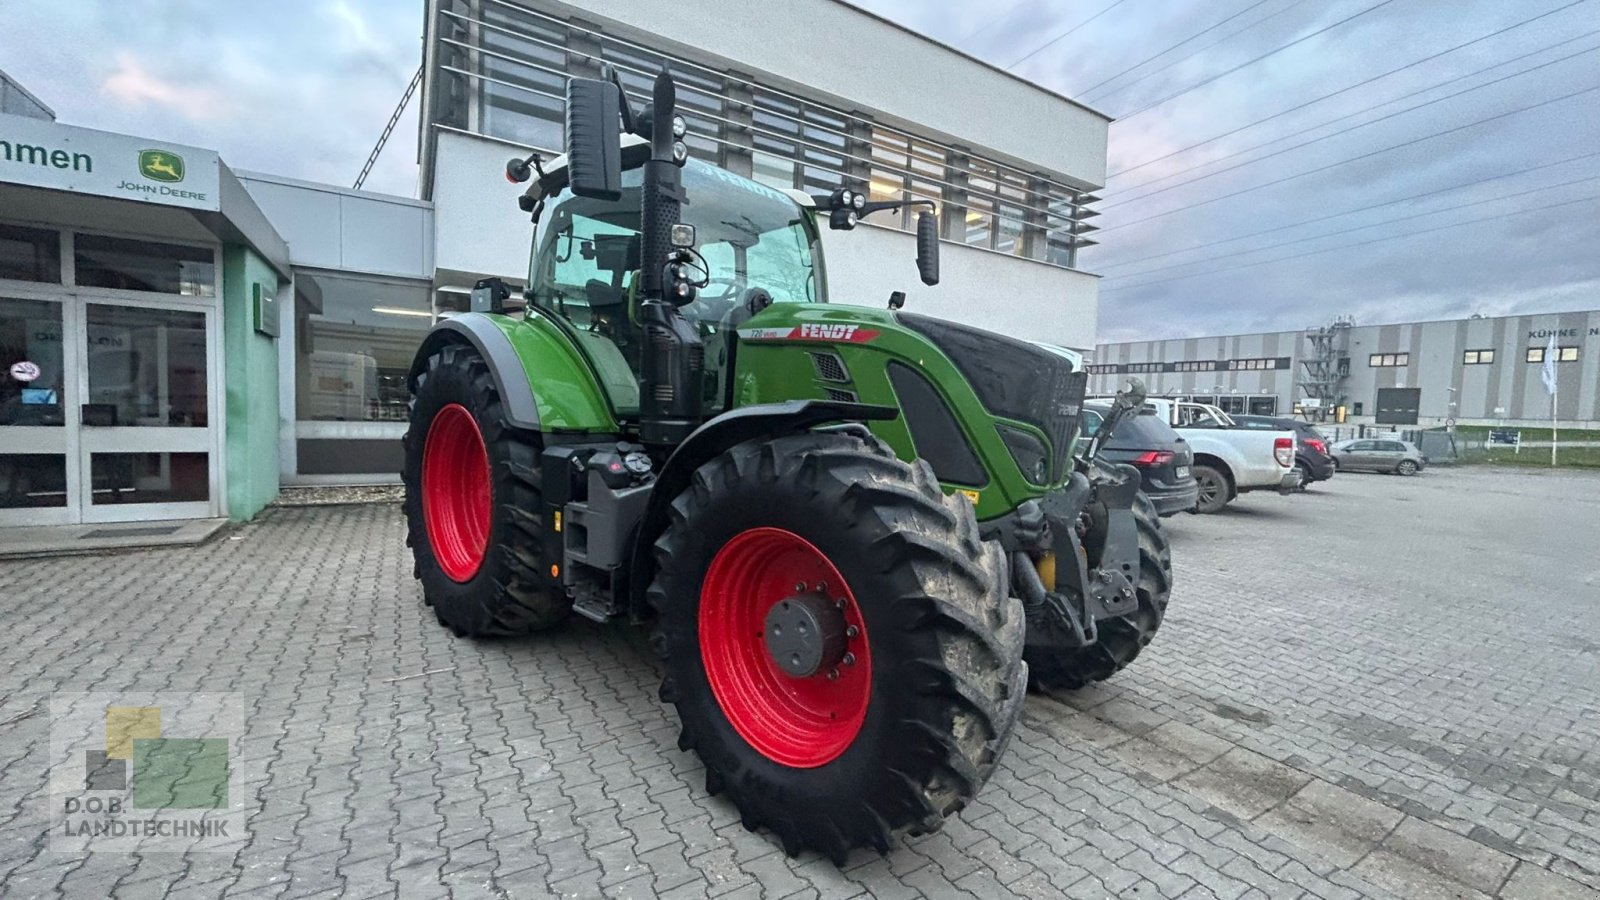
[538,214,640,330]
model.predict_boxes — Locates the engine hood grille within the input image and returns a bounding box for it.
[896,314,1086,483]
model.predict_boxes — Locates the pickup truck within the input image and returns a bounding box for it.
[1098,398,1300,513]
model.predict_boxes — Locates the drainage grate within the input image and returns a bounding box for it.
[81,525,183,539]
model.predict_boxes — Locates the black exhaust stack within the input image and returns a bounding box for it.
[564,68,703,446]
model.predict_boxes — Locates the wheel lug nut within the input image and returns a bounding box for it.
[795,583,807,592]
[842,652,856,666]
[845,625,859,638]
[816,581,828,592]
[827,668,840,680]
[834,598,846,610]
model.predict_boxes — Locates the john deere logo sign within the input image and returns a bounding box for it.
[138,150,185,183]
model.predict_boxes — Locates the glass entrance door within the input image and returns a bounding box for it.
[76,300,217,523]
[0,295,74,525]
[0,291,219,526]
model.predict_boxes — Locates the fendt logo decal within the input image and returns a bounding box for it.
[738,324,880,344]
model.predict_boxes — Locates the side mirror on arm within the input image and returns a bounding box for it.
[916,211,939,286]
[564,77,623,200]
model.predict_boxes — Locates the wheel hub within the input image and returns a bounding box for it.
[698,527,873,768]
[764,592,848,678]
[421,403,491,583]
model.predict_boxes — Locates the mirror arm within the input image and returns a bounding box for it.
[859,198,935,218]
[601,64,637,135]
[1081,377,1149,464]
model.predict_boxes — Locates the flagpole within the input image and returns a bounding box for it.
[1552,381,1558,467]
[1543,333,1558,467]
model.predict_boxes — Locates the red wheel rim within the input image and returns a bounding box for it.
[699,527,872,768]
[422,403,492,582]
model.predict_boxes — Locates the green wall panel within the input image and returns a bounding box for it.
[221,246,280,521]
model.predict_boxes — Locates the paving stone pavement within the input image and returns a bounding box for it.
[1,466,1598,899]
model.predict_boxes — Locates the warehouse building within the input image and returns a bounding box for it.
[1,1,1109,536]
[1088,309,1600,428]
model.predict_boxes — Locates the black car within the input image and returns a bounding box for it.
[1083,402,1199,516]
[1230,415,1335,485]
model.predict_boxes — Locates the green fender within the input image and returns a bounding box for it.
[407,311,623,433]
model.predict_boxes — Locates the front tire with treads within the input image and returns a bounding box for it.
[402,343,569,637]
[1029,493,1173,691]
[648,429,1026,864]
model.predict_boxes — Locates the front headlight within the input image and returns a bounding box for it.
[996,423,1049,485]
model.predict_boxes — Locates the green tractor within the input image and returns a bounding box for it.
[402,68,1171,863]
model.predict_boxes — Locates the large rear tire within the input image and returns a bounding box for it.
[402,343,568,637]
[1028,494,1173,691]
[649,429,1026,864]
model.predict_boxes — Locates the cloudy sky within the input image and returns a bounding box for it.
[3,0,1598,342]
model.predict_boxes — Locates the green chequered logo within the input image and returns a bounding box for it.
[131,738,229,810]
[51,692,243,853]
[138,149,185,183]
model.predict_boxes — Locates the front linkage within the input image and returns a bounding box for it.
[984,378,1173,689]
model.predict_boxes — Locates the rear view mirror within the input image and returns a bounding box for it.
[565,78,621,200]
[916,211,940,286]
[1115,377,1148,410]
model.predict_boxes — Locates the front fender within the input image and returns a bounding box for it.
[626,400,897,617]
[407,312,620,433]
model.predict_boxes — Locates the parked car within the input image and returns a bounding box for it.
[1230,415,1335,486]
[1109,398,1300,513]
[1082,402,1199,516]
[1329,438,1428,475]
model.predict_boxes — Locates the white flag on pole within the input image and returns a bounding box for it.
[1541,333,1558,396]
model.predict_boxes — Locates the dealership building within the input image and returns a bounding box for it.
[0,2,1109,536]
[1088,309,1600,428]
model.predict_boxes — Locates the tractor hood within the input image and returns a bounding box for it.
[895,314,1088,485]
[731,302,1089,518]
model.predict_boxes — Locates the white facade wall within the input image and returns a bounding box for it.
[429,131,531,286]
[564,0,1108,186]
[823,224,1099,350]
[422,0,1109,345]
[237,172,434,279]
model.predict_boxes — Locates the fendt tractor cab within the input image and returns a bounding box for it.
[402,67,1172,863]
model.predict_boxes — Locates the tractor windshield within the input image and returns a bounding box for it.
[530,159,823,416]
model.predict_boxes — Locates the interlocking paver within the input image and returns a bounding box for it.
[1,468,1598,898]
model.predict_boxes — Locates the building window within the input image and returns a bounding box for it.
[427,3,1097,271]
[474,4,568,150]
[1522,345,1577,363]
[0,224,61,283]
[295,277,431,422]
[84,303,209,427]
[1462,349,1494,365]
[74,235,215,297]
[1368,353,1408,367]
[1353,402,1364,416]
